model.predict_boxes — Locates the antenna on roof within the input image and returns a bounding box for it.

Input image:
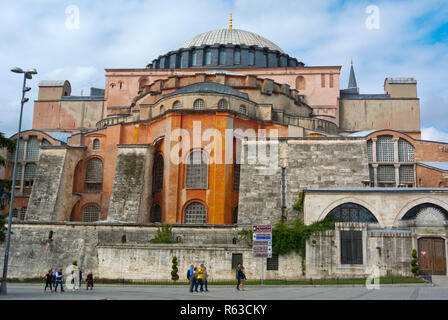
[229,12,233,30]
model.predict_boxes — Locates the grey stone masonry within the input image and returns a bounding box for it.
[107,145,155,223]
[238,138,370,226]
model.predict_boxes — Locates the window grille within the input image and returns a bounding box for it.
[82,205,100,222]
[398,139,414,162]
[369,165,374,183]
[231,253,243,270]
[153,155,164,192]
[367,140,373,162]
[184,202,207,224]
[85,158,103,191]
[193,99,205,110]
[234,164,241,191]
[12,209,18,219]
[26,136,40,161]
[377,165,395,183]
[151,205,162,223]
[16,138,25,160]
[376,135,394,162]
[20,207,27,220]
[218,99,228,109]
[93,139,100,150]
[239,105,247,114]
[173,101,182,109]
[329,203,378,223]
[186,151,208,189]
[24,163,37,180]
[340,231,363,264]
[232,206,238,224]
[15,164,23,184]
[399,165,415,183]
[267,254,279,270]
[42,139,51,146]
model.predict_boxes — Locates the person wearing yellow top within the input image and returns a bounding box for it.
[194,264,205,292]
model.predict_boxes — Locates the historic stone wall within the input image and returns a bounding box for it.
[107,145,155,223]
[238,138,369,226]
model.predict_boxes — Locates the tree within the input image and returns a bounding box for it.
[171,256,179,281]
[0,132,15,242]
[149,224,174,244]
[411,249,419,277]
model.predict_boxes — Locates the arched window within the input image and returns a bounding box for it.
[376,135,394,162]
[24,163,37,181]
[186,150,208,189]
[16,138,25,160]
[184,202,207,224]
[173,101,182,109]
[234,48,241,65]
[93,139,100,150]
[42,139,51,146]
[26,136,40,160]
[153,154,164,192]
[367,140,373,162]
[248,50,255,66]
[398,138,414,162]
[192,51,198,66]
[193,99,205,110]
[295,76,306,90]
[234,164,240,191]
[82,205,100,222]
[204,49,212,65]
[15,164,23,185]
[219,48,226,65]
[239,105,247,114]
[151,204,162,223]
[85,158,103,191]
[218,99,228,109]
[401,203,448,221]
[160,105,165,114]
[328,203,378,223]
[233,206,238,224]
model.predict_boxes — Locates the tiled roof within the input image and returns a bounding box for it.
[417,162,448,172]
[164,82,249,100]
[181,29,284,53]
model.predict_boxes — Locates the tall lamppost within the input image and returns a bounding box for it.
[0,67,37,295]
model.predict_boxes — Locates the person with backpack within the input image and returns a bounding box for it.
[54,269,64,292]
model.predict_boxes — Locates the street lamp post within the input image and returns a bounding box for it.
[0,67,37,295]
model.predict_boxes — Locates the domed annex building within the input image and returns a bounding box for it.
[2,22,448,280]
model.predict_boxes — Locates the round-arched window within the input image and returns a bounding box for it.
[93,139,100,150]
[328,203,378,223]
[153,155,164,192]
[186,150,208,189]
[184,202,207,224]
[193,99,205,110]
[218,99,228,109]
[239,105,247,114]
[85,158,103,191]
[151,204,162,223]
[160,105,165,114]
[173,101,182,109]
[82,205,100,222]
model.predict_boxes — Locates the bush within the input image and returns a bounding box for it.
[171,256,179,281]
[411,249,419,277]
[72,260,78,266]
[150,224,174,244]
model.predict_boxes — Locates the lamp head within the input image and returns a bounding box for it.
[11,67,24,74]
[26,69,38,75]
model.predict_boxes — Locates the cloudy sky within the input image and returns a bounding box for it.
[1,0,447,141]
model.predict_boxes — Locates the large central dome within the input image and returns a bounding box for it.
[180,29,284,53]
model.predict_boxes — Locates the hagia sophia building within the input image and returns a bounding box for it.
[1,19,448,280]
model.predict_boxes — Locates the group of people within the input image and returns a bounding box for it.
[236,263,247,291]
[44,267,94,293]
[187,264,209,293]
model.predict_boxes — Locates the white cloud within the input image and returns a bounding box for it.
[421,127,448,143]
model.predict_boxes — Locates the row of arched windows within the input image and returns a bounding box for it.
[157,99,248,114]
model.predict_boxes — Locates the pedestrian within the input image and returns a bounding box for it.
[54,269,64,292]
[240,266,247,291]
[203,266,209,292]
[236,263,242,290]
[79,268,83,287]
[44,269,54,293]
[187,265,195,293]
[192,267,199,293]
[195,264,204,292]
[86,271,94,290]
[51,267,57,288]
[72,266,80,291]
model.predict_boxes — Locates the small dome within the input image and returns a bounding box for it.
[180,29,284,53]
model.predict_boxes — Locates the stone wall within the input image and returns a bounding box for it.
[238,138,369,226]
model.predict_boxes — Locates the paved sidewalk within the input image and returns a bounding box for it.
[1,283,447,300]
[432,276,448,287]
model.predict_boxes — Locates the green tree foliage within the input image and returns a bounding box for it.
[0,132,15,241]
[171,256,179,281]
[0,132,15,167]
[0,214,6,243]
[150,224,174,244]
[411,249,419,277]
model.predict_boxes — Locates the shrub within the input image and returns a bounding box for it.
[150,224,174,244]
[171,256,179,281]
[411,249,419,277]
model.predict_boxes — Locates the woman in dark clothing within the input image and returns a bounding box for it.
[86,271,94,290]
[44,269,54,293]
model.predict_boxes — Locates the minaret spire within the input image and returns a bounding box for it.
[229,13,233,30]
[348,59,358,89]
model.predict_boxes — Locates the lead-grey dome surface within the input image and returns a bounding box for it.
[180,29,284,53]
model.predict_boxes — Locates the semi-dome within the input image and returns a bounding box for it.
[180,29,284,53]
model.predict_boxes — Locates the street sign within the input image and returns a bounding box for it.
[253,225,272,233]
[253,233,272,240]
[253,240,272,246]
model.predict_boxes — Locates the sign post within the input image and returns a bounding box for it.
[252,225,272,286]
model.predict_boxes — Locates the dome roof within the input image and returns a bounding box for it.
[180,29,284,53]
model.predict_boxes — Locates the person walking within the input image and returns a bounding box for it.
[79,268,83,288]
[192,267,199,293]
[203,266,209,292]
[51,267,57,288]
[44,269,54,293]
[240,266,247,291]
[236,263,242,290]
[187,265,195,293]
[72,266,80,291]
[86,271,94,290]
[54,269,64,292]
[195,264,204,292]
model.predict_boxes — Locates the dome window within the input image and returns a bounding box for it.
[218,99,228,109]
[248,50,255,66]
[204,49,212,65]
[173,101,182,109]
[239,105,247,114]
[234,49,241,65]
[219,48,226,65]
[193,99,205,110]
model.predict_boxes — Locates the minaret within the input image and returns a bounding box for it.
[348,59,358,90]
